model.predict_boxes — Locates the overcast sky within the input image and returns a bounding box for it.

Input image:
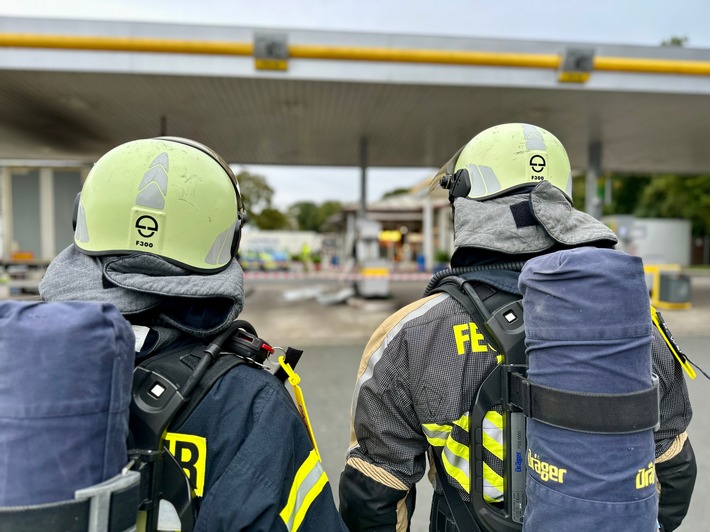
[3,0,709,208]
[3,0,708,47]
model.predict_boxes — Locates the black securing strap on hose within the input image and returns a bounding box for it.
[0,473,140,532]
[509,372,660,434]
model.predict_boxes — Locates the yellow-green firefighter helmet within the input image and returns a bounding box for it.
[437,123,573,200]
[73,137,245,273]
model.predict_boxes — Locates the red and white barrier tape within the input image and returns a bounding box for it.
[243,271,432,281]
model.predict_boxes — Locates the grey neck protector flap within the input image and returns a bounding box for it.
[453,180,618,255]
[39,246,245,338]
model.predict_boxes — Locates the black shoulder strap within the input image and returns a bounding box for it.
[429,449,482,532]
[129,319,270,531]
[433,276,526,364]
[431,276,525,532]
[149,347,246,430]
[432,276,488,322]
[137,319,285,430]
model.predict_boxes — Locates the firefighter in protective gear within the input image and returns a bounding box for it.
[40,137,347,531]
[338,123,695,531]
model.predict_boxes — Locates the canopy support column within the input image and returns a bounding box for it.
[359,137,368,221]
[423,196,434,272]
[585,142,603,219]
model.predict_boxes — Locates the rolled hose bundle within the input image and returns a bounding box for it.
[0,300,135,506]
[518,248,657,531]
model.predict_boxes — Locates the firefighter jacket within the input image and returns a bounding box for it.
[339,267,694,532]
[339,269,513,531]
[170,342,348,532]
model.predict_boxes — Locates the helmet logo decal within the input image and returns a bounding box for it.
[136,153,169,210]
[529,155,546,173]
[135,215,159,238]
[523,125,546,151]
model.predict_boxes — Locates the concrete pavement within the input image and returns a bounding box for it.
[241,273,710,348]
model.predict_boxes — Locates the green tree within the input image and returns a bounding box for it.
[253,207,291,230]
[235,168,299,230]
[573,174,653,215]
[318,200,343,224]
[288,200,342,232]
[234,169,275,223]
[571,174,587,210]
[570,173,710,238]
[289,201,321,232]
[635,174,710,236]
[661,36,688,47]
[605,175,652,215]
[381,187,411,199]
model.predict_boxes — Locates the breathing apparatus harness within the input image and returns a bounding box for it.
[130,319,313,532]
[426,266,662,532]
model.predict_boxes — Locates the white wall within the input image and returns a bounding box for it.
[240,229,322,256]
[627,218,691,266]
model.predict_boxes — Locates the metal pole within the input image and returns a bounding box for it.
[423,196,434,272]
[359,137,368,221]
[585,142,603,219]
[9,33,710,77]
[39,167,55,260]
[437,206,453,256]
[345,212,356,260]
[0,166,10,262]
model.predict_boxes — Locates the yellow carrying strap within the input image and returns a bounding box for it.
[278,355,322,458]
[650,306,696,379]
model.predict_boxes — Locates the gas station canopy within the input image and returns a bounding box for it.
[2,16,710,175]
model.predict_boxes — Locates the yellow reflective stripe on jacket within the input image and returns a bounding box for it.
[444,434,471,490]
[484,410,503,430]
[452,413,470,432]
[280,449,329,532]
[442,444,470,493]
[424,414,471,493]
[424,410,504,502]
[422,423,452,447]
[482,431,503,461]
